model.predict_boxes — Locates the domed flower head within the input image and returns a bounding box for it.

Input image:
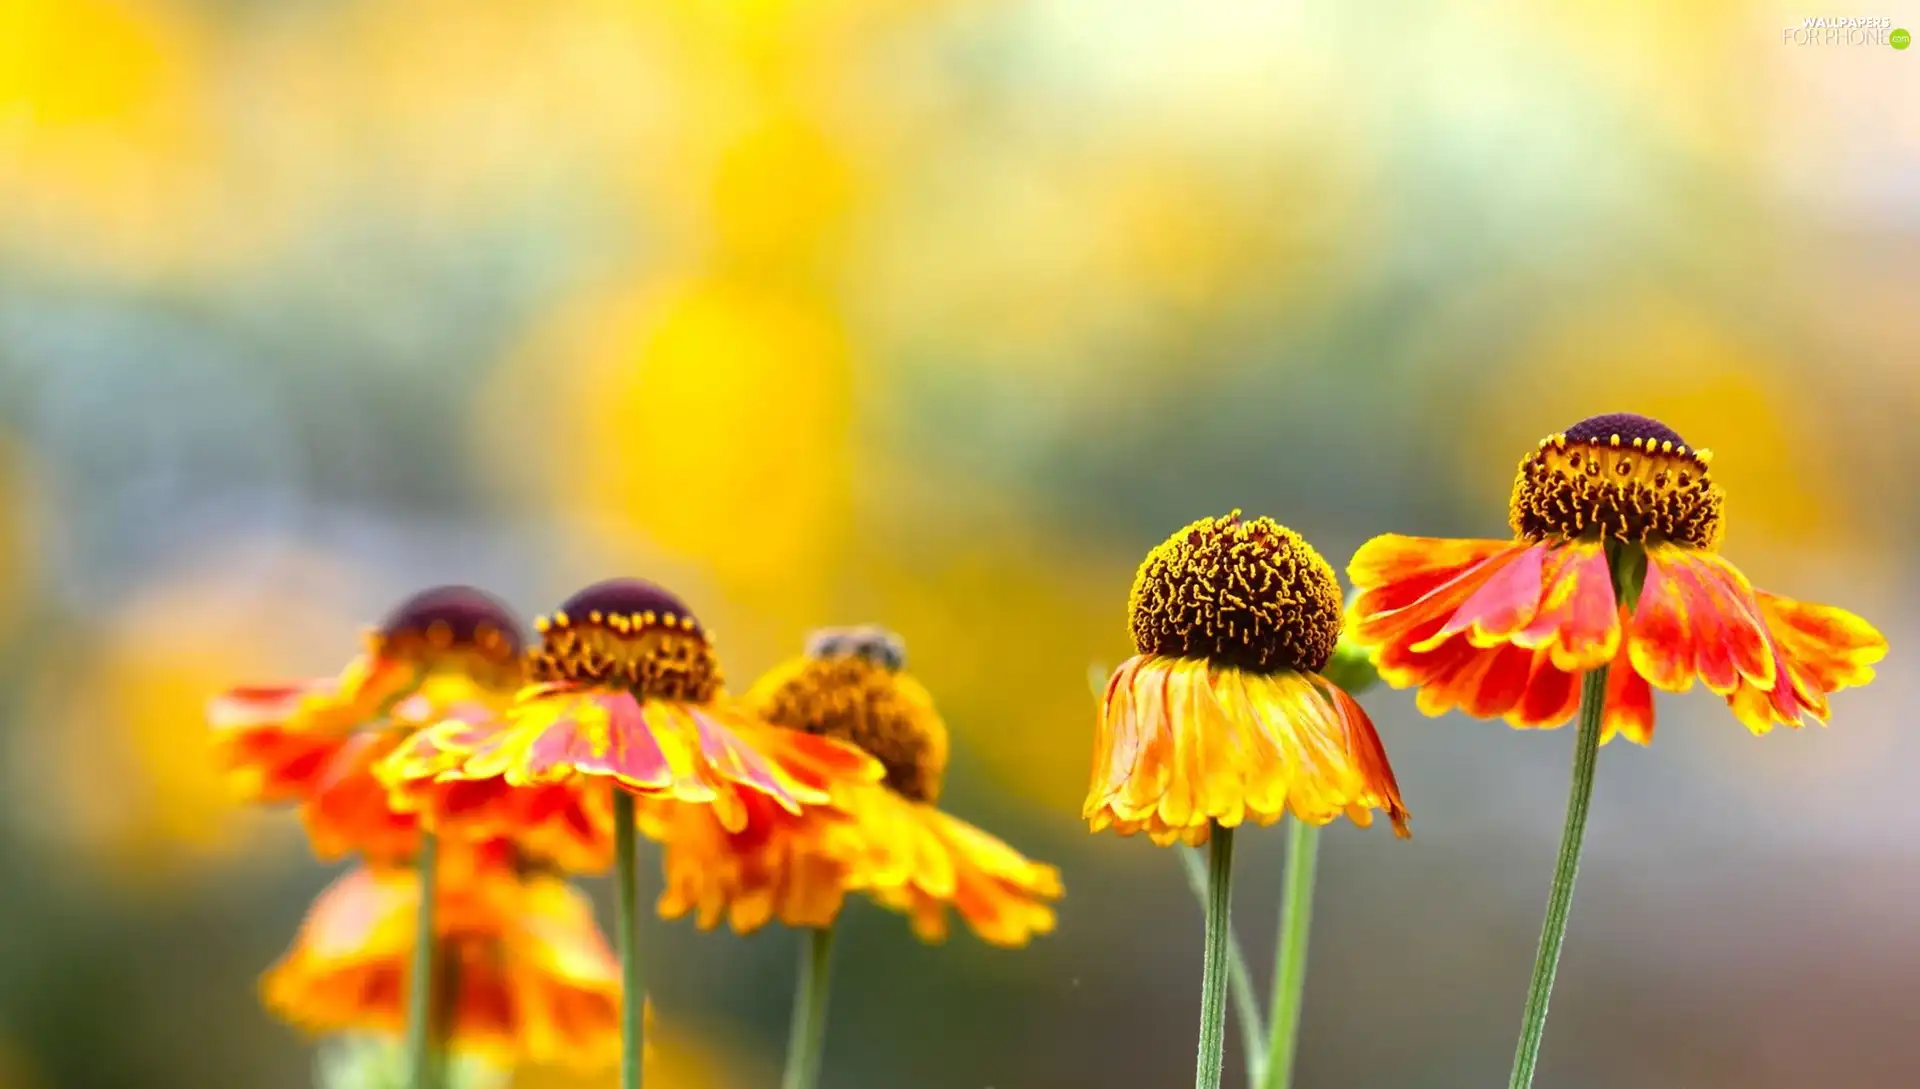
[209,585,588,863]
[261,857,622,1071]
[644,625,1063,946]
[1346,413,1888,742]
[1085,512,1410,847]
[382,579,881,858]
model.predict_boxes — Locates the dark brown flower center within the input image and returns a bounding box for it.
[1509,413,1724,550]
[528,578,721,702]
[753,629,947,804]
[1127,511,1343,674]
[372,585,525,687]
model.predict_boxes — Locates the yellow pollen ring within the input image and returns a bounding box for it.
[528,607,721,702]
[1511,432,1724,550]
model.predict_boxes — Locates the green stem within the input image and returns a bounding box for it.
[780,925,839,1089]
[1195,823,1237,1089]
[1260,821,1319,1089]
[615,790,646,1089]
[404,832,440,1089]
[1176,846,1265,1086]
[1507,665,1609,1089]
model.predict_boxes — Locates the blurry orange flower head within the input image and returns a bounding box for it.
[647,625,1063,946]
[1086,512,1411,847]
[262,864,620,1071]
[211,585,530,863]
[383,579,879,866]
[1347,413,1887,743]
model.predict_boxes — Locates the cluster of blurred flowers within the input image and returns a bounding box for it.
[210,580,1060,1084]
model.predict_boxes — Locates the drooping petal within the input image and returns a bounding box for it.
[209,682,357,803]
[260,866,620,1070]
[1348,537,1531,656]
[301,730,420,863]
[380,684,855,868]
[863,801,1061,947]
[1752,589,1887,694]
[1629,546,1773,696]
[1419,543,1549,650]
[1600,632,1656,745]
[1509,648,1581,729]
[1632,551,1882,736]
[1084,655,1408,844]
[1514,541,1620,672]
[1347,535,1524,623]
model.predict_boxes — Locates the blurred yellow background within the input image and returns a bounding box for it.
[1,1,1916,1087]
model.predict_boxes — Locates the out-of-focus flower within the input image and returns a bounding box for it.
[1085,511,1410,847]
[262,863,621,1071]
[210,585,559,865]
[1347,412,1886,743]
[382,579,881,859]
[476,278,853,626]
[644,626,1063,946]
[0,0,220,273]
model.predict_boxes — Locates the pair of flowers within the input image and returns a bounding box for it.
[1083,413,1885,1089]
[214,580,1061,1088]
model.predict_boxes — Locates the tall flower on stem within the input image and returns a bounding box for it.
[1086,512,1409,1089]
[214,585,552,1088]
[379,578,881,1089]
[639,625,1061,1089]
[1345,413,1886,1089]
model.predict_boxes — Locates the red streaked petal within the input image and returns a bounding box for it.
[1420,544,1548,650]
[1463,642,1536,719]
[208,682,333,730]
[1625,550,1699,692]
[1601,645,1655,745]
[1685,554,1776,691]
[1349,539,1529,650]
[1347,535,1520,614]
[1515,541,1620,672]
[1753,590,1887,694]
[689,712,806,813]
[1510,649,1581,728]
[545,694,675,792]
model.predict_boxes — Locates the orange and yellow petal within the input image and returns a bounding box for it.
[859,798,1062,948]
[209,649,439,805]
[644,792,866,935]
[644,738,1053,946]
[1346,536,1528,656]
[1628,547,1885,736]
[209,682,356,803]
[639,728,888,934]
[383,692,876,869]
[1751,588,1887,696]
[452,686,838,830]
[1599,633,1656,745]
[260,866,620,1070]
[1626,546,1774,696]
[1386,539,1618,673]
[1085,655,1409,845]
[301,730,421,863]
[380,717,617,874]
